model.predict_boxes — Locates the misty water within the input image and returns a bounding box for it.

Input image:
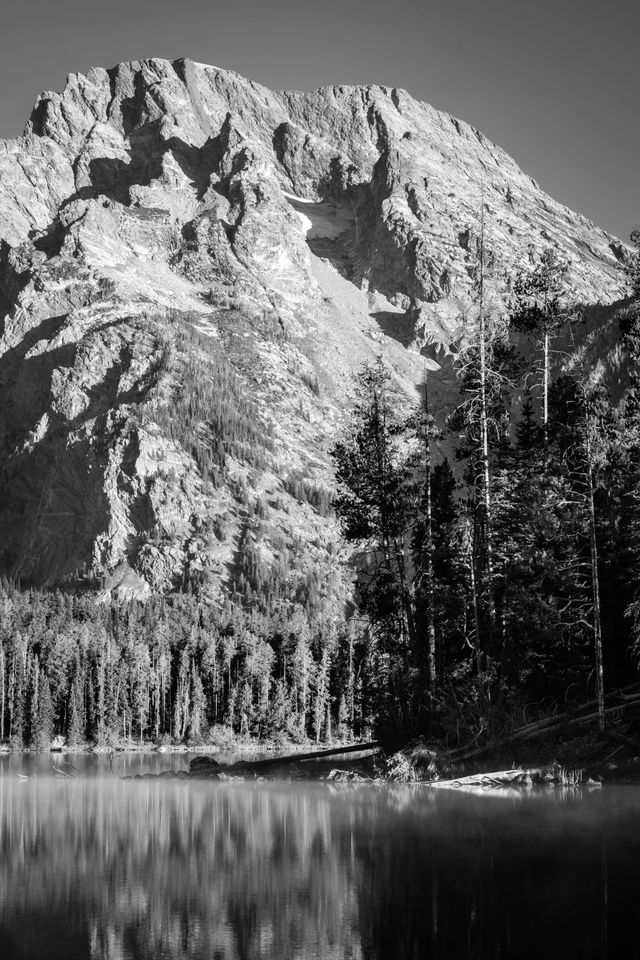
[0,754,639,959]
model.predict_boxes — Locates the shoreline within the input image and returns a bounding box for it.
[0,736,356,757]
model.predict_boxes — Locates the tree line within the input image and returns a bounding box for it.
[0,581,383,749]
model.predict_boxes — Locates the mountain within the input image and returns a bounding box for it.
[0,58,628,599]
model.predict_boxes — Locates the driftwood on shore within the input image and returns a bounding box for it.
[427,760,640,788]
[425,767,553,789]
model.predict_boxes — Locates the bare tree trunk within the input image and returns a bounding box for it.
[585,434,605,730]
[9,658,16,740]
[466,515,482,677]
[32,658,39,737]
[348,630,355,726]
[423,372,437,703]
[393,535,418,651]
[543,329,549,456]
[477,203,496,639]
[155,670,160,742]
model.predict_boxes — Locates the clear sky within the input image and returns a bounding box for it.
[1,0,637,240]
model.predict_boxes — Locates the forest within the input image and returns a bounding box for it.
[330,235,640,739]
[1,233,639,751]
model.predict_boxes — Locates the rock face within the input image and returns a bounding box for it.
[0,58,628,596]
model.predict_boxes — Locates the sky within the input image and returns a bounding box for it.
[0,0,637,240]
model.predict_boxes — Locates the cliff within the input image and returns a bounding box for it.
[0,58,628,597]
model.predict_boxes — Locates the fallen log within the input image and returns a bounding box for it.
[446,692,640,765]
[189,740,382,777]
[423,761,640,789]
[425,766,561,789]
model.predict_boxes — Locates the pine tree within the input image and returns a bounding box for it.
[174,646,191,740]
[130,641,150,743]
[9,643,26,748]
[548,376,612,724]
[32,669,54,751]
[337,694,350,741]
[516,388,540,453]
[267,678,289,736]
[67,676,85,746]
[332,357,416,719]
[188,665,207,742]
[407,370,440,706]
[313,649,331,743]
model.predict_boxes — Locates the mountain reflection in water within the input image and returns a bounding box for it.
[0,759,639,959]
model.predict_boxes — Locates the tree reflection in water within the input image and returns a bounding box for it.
[1,774,640,959]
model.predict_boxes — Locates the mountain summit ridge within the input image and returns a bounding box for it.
[0,58,628,596]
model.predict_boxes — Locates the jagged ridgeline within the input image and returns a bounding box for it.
[0,58,635,744]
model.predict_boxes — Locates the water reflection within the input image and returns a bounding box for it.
[0,761,639,959]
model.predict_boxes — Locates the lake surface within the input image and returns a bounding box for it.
[1,754,639,959]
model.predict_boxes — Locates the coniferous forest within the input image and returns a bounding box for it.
[1,237,640,751]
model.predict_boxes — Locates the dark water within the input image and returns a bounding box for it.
[0,754,639,959]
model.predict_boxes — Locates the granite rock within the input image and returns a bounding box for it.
[0,58,628,595]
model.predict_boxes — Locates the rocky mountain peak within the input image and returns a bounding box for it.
[0,58,628,597]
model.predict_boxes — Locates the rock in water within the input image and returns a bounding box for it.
[0,59,628,597]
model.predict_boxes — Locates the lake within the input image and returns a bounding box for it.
[0,753,638,959]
